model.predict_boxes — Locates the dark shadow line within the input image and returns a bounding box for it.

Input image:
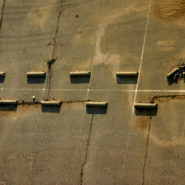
[70,76,90,84]
[27,76,46,84]
[116,76,138,84]
[0,76,5,83]
[41,104,61,113]
[0,104,18,111]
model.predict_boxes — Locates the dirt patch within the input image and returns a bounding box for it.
[0,104,40,121]
[157,40,174,51]
[67,102,85,110]
[28,0,58,31]
[134,116,150,131]
[152,0,185,24]
[151,95,185,103]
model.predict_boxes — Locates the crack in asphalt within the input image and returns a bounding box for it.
[80,114,94,185]
[141,116,152,185]
[7,100,96,105]
[45,0,64,99]
[51,0,63,59]
[151,95,185,103]
[0,0,6,31]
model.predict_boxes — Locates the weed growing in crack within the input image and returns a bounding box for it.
[45,58,57,68]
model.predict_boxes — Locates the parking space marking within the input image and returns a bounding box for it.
[132,0,152,114]
[3,88,185,93]
[182,122,185,145]
[122,0,152,183]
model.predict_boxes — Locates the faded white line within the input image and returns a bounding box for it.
[122,0,152,184]
[132,0,152,115]
[2,88,185,93]
[182,122,185,145]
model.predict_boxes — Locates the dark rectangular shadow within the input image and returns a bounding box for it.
[27,76,46,84]
[116,76,138,84]
[41,105,61,113]
[86,106,108,114]
[135,108,157,116]
[167,76,177,85]
[0,104,18,111]
[0,76,5,83]
[70,76,90,84]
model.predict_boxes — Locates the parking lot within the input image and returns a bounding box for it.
[0,0,185,184]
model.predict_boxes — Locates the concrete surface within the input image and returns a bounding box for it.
[0,0,185,184]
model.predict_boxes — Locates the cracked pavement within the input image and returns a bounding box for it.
[0,0,185,184]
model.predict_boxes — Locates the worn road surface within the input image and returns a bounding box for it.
[0,0,185,184]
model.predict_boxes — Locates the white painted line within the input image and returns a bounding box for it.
[182,122,185,145]
[122,0,152,184]
[2,88,185,93]
[132,0,152,115]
